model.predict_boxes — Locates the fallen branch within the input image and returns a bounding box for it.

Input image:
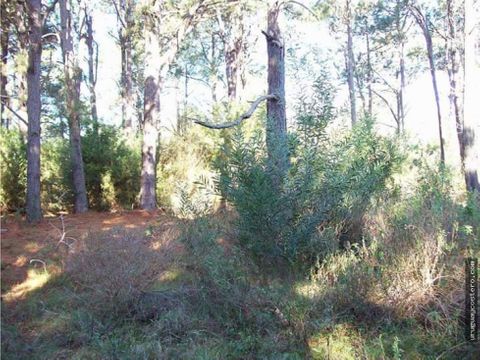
[194,94,278,129]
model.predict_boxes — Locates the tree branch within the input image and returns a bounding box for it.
[111,0,127,29]
[3,103,28,126]
[372,88,399,126]
[280,0,320,20]
[43,0,59,25]
[194,94,278,129]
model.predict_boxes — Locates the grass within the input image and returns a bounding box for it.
[2,199,479,359]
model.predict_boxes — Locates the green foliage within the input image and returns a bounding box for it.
[157,127,219,215]
[216,116,403,267]
[0,129,27,212]
[41,138,73,212]
[82,125,141,210]
[1,125,140,213]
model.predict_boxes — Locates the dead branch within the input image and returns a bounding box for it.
[3,103,28,126]
[194,94,278,129]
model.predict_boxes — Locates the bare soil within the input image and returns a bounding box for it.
[0,210,172,296]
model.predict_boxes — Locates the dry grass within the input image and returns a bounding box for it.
[65,225,181,319]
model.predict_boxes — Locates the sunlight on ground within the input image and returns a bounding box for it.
[294,281,323,300]
[308,324,361,360]
[157,269,181,283]
[13,255,28,267]
[3,269,51,302]
[24,242,42,253]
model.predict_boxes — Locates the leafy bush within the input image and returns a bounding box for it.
[82,125,141,210]
[41,138,73,212]
[157,127,219,215]
[0,129,27,212]
[216,118,402,268]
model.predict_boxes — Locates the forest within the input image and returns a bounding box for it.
[0,0,479,358]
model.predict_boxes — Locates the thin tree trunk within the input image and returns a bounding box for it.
[60,0,88,213]
[1,3,9,128]
[411,6,445,163]
[182,63,188,134]
[426,36,446,164]
[85,8,98,132]
[463,0,480,191]
[366,31,373,117]
[217,1,244,100]
[118,0,135,135]
[210,33,218,106]
[25,0,43,222]
[346,0,357,125]
[446,0,466,178]
[265,2,288,186]
[398,41,406,132]
[15,3,29,133]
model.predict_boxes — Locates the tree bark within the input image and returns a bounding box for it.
[446,0,466,182]
[366,31,373,117]
[265,2,288,186]
[60,0,88,213]
[140,11,160,210]
[398,41,406,132]
[84,7,98,131]
[411,6,445,163]
[345,0,357,126]
[14,3,29,133]
[0,2,10,128]
[139,1,203,210]
[115,0,136,135]
[25,0,43,222]
[463,0,480,191]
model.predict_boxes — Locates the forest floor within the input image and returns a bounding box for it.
[0,210,169,298]
[1,210,477,359]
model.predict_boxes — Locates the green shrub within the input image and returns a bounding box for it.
[0,128,27,212]
[157,127,219,215]
[82,125,141,210]
[215,118,403,268]
[41,138,73,212]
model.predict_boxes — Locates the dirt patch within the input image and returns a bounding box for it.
[1,210,173,297]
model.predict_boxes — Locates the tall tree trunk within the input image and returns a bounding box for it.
[140,12,160,210]
[1,3,10,128]
[60,0,88,213]
[210,33,218,106]
[411,6,445,163]
[217,1,245,100]
[15,3,29,133]
[463,0,480,191]
[225,44,239,100]
[118,0,136,135]
[426,34,446,164]
[139,1,202,210]
[265,2,288,187]
[398,42,406,132]
[25,0,43,222]
[346,0,357,125]
[84,8,98,132]
[366,31,373,117]
[446,0,466,180]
